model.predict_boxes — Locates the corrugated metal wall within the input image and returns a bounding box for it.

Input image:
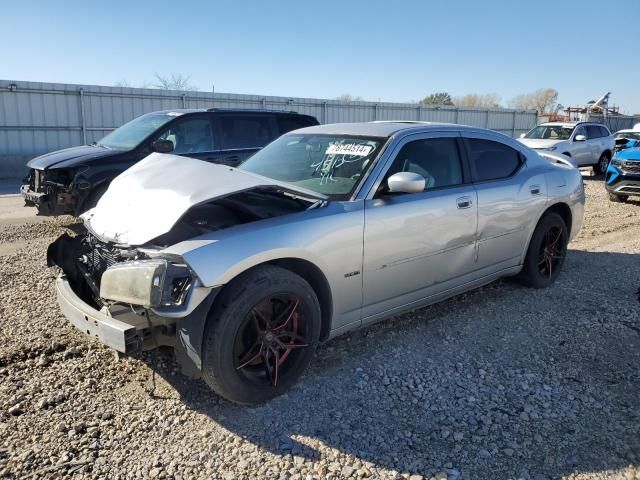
[588,114,640,133]
[0,79,541,178]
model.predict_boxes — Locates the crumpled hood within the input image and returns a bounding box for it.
[27,144,124,170]
[615,146,640,161]
[82,153,326,246]
[517,138,565,149]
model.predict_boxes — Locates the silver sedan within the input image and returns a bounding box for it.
[48,122,585,404]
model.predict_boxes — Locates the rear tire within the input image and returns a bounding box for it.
[608,192,628,203]
[594,152,611,175]
[518,213,568,288]
[201,265,321,405]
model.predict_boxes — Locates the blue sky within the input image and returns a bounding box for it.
[3,0,640,113]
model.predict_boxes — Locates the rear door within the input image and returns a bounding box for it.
[586,125,604,161]
[212,113,280,166]
[276,114,319,135]
[463,134,545,274]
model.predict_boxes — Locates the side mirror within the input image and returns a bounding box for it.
[151,139,174,153]
[574,134,586,142]
[387,172,425,194]
[519,133,526,138]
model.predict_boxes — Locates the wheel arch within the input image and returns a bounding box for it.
[206,257,334,342]
[268,258,334,341]
[521,202,572,264]
[543,202,572,234]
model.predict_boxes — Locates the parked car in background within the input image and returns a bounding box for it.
[606,142,640,203]
[613,124,640,152]
[48,121,584,404]
[518,121,614,174]
[21,109,319,215]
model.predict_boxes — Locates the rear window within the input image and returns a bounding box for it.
[598,126,610,137]
[277,116,316,135]
[466,138,522,182]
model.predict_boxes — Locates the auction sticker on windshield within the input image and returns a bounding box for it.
[326,143,373,156]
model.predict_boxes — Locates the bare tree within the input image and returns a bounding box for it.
[419,92,454,106]
[509,88,559,114]
[453,93,502,108]
[336,94,364,102]
[152,73,198,91]
[114,79,131,87]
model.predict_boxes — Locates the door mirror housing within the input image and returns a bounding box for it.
[387,172,426,194]
[151,139,175,153]
[574,134,586,142]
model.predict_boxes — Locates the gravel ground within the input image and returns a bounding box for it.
[0,176,639,480]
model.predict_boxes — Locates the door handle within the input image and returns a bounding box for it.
[529,185,541,195]
[456,196,472,209]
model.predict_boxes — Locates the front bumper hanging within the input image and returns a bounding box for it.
[56,274,142,354]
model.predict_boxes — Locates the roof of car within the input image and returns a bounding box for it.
[149,108,310,116]
[539,121,603,127]
[292,121,469,137]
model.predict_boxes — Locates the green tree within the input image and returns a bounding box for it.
[420,92,454,106]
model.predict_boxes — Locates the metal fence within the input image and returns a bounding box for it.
[1,79,541,179]
[588,114,640,133]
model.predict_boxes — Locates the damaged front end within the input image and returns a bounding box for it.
[21,168,88,215]
[47,153,326,376]
[46,228,216,377]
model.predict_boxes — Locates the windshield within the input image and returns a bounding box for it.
[615,132,640,141]
[98,113,178,149]
[524,125,574,140]
[239,134,385,198]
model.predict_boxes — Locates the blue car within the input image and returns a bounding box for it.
[606,145,640,202]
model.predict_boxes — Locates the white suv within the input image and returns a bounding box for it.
[518,122,615,174]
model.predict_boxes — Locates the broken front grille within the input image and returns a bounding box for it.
[622,162,640,174]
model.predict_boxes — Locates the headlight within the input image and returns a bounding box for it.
[100,259,193,308]
[611,157,622,166]
[543,146,558,151]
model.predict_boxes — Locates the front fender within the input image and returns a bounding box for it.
[159,201,365,331]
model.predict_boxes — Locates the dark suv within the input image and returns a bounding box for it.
[21,109,319,215]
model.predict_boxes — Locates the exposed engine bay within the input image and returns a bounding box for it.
[151,188,314,246]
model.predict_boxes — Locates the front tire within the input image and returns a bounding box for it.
[518,212,568,288]
[594,152,611,175]
[201,265,321,405]
[608,192,628,203]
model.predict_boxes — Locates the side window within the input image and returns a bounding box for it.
[220,115,275,149]
[386,138,463,191]
[466,138,522,182]
[574,126,587,139]
[587,125,601,139]
[277,116,315,136]
[158,117,214,154]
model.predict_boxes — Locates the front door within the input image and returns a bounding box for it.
[361,133,478,321]
[155,114,218,161]
[571,125,591,166]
